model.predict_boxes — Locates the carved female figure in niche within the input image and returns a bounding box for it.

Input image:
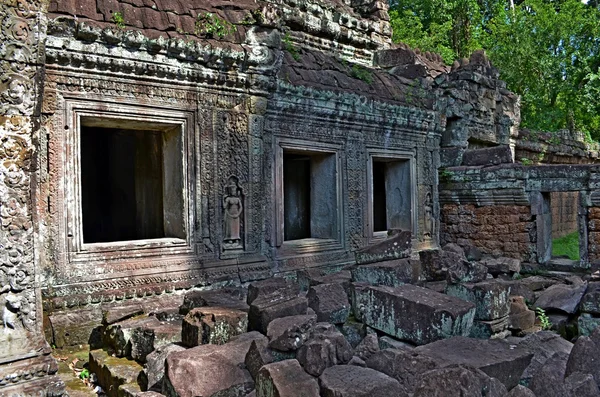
[223,177,243,249]
[424,191,433,238]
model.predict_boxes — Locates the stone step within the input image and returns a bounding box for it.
[356,284,476,345]
[89,349,144,397]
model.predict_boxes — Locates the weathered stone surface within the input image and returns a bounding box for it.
[179,287,249,315]
[102,303,144,325]
[105,316,180,360]
[307,283,349,324]
[461,145,513,166]
[348,356,366,366]
[442,243,466,257]
[509,296,536,332]
[182,307,248,347]
[338,320,367,348]
[506,385,536,397]
[90,349,144,397]
[516,331,573,387]
[360,284,475,345]
[355,230,412,264]
[535,282,587,314]
[256,359,319,397]
[578,313,600,336]
[354,333,379,361]
[445,280,511,320]
[413,365,507,397]
[480,257,521,275]
[565,372,600,397]
[351,259,418,287]
[319,365,406,397]
[248,295,308,334]
[247,278,300,305]
[378,336,415,351]
[414,337,533,390]
[469,316,509,339]
[581,282,600,315]
[349,282,370,321]
[48,308,103,348]
[446,260,488,284]
[365,348,439,393]
[245,339,275,380]
[297,323,353,376]
[164,332,266,397]
[565,328,600,382]
[529,352,569,397]
[267,314,316,351]
[418,249,462,281]
[297,269,352,295]
[143,343,186,392]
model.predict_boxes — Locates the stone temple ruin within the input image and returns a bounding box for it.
[4,0,600,395]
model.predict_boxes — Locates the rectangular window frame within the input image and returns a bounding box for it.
[274,137,344,256]
[64,100,196,263]
[366,149,417,243]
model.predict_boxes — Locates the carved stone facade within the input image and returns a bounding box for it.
[0,0,527,393]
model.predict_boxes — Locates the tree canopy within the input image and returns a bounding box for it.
[388,0,600,140]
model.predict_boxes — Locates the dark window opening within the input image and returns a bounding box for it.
[81,124,184,243]
[283,150,337,241]
[373,161,387,232]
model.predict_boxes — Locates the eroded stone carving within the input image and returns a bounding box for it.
[223,176,244,250]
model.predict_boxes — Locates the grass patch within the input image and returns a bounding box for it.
[552,231,579,260]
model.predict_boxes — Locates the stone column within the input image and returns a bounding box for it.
[0,1,63,393]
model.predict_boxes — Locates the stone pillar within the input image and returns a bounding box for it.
[0,1,64,393]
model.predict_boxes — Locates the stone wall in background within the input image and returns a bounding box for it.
[551,191,579,239]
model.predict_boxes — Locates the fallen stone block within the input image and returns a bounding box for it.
[419,249,464,281]
[338,320,367,348]
[102,303,144,325]
[351,259,418,287]
[480,257,521,275]
[413,364,507,397]
[181,307,248,347]
[318,365,405,397]
[414,336,533,390]
[48,308,103,348]
[355,230,412,264]
[179,287,248,315]
[89,349,144,397]
[516,330,573,387]
[105,316,180,359]
[529,352,569,397]
[580,282,600,315]
[256,359,319,397]
[578,313,600,336]
[163,332,266,397]
[247,278,299,305]
[245,339,274,380]
[354,333,379,361]
[566,371,600,397]
[307,283,350,324]
[297,323,353,376]
[535,282,587,314]
[506,385,536,397]
[446,260,488,284]
[378,336,415,351]
[566,328,600,384]
[142,343,186,392]
[349,282,371,321]
[248,294,308,334]
[297,269,352,294]
[445,280,511,321]
[267,314,316,351]
[469,316,509,339]
[365,348,438,393]
[361,284,476,345]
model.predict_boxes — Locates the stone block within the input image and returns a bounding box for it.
[48,308,103,348]
[446,260,488,284]
[143,343,186,392]
[445,280,511,320]
[337,320,367,348]
[566,328,600,383]
[104,316,163,358]
[361,284,475,345]
[297,269,352,295]
[307,283,350,324]
[349,282,370,321]
[378,336,415,351]
[267,314,316,351]
[516,330,573,387]
[419,249,463,281]
[297,323,353,376]
[366,348,438,393]
[354,334,379,361]
[89,349,144,397]
[319,365,405,397]
[181,307,248,347]
[131,322,181,363]
[535,282,587,314]
[355,230,412,265]
[529,352,569,397]
[580,282,600,315]
[248,295,308,334]
[351,259,418,287]
[413,365,507,397]
[102,303,144,325]
[256,359,319,397]
[480,257,521,275]
[247,278,300,305]
[245,339,274,380]
[578,313,600,336]
[565,372,600,397]
[415,337,533,390]
[164,332,266,397]
[469,316,509,339]
[461,145,513,166]
[506,385,536,397]
[179,287,248,315]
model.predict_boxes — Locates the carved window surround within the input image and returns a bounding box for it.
[62,100,196,269]
[274,137,345,257]
[366,148,417,244]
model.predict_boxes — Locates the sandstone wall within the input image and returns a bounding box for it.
[440,204,535,261]
[550,191,579,239]
[587,207,600,263]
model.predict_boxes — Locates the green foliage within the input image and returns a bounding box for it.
[282,32,301,61]
[350,64,373,83]
[439,168,454,182]
[388,0,600,140]
[79,368,90,379]
[552,231,580,261]
[195,12,235,38]
[520,158,533,166]
[111,12,125,29]
[535,307,552,330]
